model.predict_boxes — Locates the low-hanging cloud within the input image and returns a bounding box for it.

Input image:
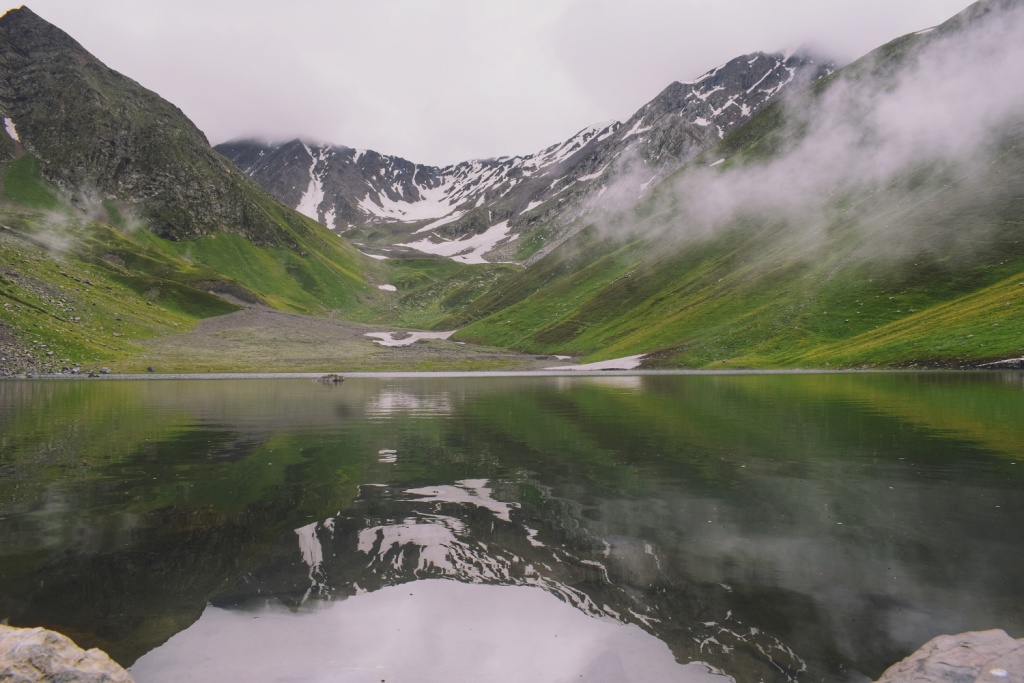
[590,0,1024,260]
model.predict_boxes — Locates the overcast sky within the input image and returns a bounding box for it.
[4,0,972,166]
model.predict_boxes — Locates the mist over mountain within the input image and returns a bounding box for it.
[595,0,1024,253]
[216,51,834,263]
[434,0,1024,368]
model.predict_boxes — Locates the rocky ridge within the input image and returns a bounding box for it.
[0,6,311,246]
[217,51,834,263]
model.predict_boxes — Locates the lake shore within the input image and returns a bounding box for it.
[4,367,999,381]
[4,306,1021,378]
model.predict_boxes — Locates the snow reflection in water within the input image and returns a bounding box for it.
[134,477,737,683]
[366,389,454,416]
[131,580,732,683]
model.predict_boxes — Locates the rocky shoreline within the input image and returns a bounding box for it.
[1,624,1019,682]
[875,629,1023,683]
[0,625,134,682]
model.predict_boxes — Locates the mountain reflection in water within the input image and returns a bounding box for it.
[131,581,728,683]
[0,373,1021,683]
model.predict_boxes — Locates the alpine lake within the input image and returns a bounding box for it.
[1,371,1021,683]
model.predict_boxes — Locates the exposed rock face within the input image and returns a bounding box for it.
[0,7,307,246]
[0,625,134,682]
[216,52,833,262]
[875,630,1023,683]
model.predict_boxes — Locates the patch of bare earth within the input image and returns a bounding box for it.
[129,308,555,373]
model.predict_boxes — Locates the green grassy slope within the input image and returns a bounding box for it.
[440,8,1024,369]
[447,146,1024,368]
[0,6,530,374]
[0,154,527,373]
[0,153,386,371]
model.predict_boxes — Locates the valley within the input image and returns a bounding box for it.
[1,4,1023,682]
[1,0,1022,376]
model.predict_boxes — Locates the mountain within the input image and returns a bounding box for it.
[0,7,309,246]
[433,0,1024,369]
[0,6,379,376]
[216,51,834,264]
[3,0,1022,375]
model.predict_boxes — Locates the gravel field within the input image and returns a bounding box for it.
[96,307,564,375]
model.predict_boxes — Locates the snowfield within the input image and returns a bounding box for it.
[399,221,513,264]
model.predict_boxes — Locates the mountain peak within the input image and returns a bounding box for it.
[0,5,90,60]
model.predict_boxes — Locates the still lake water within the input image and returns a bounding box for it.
[0,373,1022,682]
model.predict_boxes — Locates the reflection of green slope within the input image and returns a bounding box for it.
[0,383,374,666]
[0,381,375,528]
[0,382,193,510]
[2,376,1022,677]
[722,372,1024,461]
[456,375,1024,498]
[461,385,645,494]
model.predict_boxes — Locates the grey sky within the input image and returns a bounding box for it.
[4,0,972,165]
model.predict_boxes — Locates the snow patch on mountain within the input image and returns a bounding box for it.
[535,122,618,167]
[415,210,466,234]
[296,145,326,220]
[365,330,456,346]
[622,119,652,140]
[400,220,513,264]
[578,165,609,183]
[219,50,833,265]
[3,117,19,142]
[547,354,646,371]
[359,181,454,221]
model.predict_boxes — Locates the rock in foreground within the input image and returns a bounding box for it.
[876,629,1023,683]
[0,625,133,683]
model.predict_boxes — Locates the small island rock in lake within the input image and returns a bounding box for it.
[0,625,134,682]
[875,629,1023,683]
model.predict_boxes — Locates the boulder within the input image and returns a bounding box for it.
[0,625,134,683]
[876,629,1023,683]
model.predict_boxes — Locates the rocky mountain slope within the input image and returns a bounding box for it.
[217,51,833,263]
[0,7,315,247]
